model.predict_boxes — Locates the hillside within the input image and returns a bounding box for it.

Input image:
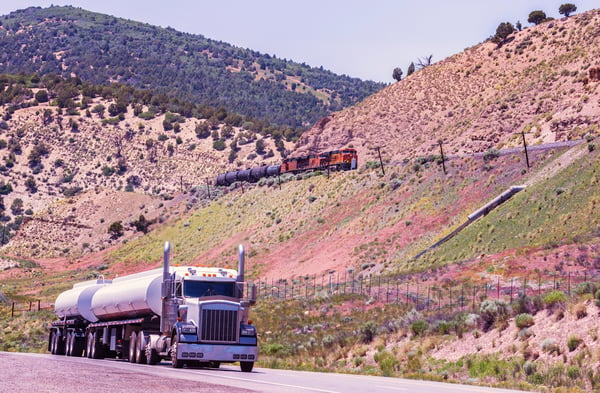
[296,10,600,162]
[0,74,301,256]
[0,6,385,128]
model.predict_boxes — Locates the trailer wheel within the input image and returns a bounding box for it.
[170,335,183,369]
[240,362,254,372]
[65,332,73,356]
[71,335,85,357]
[128,332,137,363]
[91,332,105,359]
[49,331,57,355]
[52,331,65,355]
[135,331,147,364]
[86,332,94,358]
[90,332,97,359]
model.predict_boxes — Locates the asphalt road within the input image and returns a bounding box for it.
[0,352,532,393]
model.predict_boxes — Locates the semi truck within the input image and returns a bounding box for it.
[48,242,258,372]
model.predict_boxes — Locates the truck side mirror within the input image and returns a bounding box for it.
[249,283,257,306]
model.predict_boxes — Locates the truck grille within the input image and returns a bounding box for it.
[200,308,238,343]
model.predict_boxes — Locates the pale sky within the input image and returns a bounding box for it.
[0,1,597,82]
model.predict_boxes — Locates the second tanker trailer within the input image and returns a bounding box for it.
[49,242,258,372]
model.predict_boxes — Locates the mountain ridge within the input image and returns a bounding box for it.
[0,5,384,128]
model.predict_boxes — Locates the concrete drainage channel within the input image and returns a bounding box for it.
[414,185,526,259]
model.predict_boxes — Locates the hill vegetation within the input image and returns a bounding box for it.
[0,71,311,251]
[0,6,384,129]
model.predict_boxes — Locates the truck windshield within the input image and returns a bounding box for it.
[183,280,236,298]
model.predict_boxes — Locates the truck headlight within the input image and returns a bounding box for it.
[240,325,256,336]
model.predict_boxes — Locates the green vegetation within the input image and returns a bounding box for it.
[543,290,567,310]
[559,3,577,17]
[514,313,534,329]
[0,309,53,352]
[0,6,384,128]
[528,10,549,26]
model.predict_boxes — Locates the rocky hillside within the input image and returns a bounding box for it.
[296,10,600,163]
[0,75,294,257]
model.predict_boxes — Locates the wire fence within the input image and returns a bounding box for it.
[251,269,600,312]
[5,269,598,318]
[3,300,53,317]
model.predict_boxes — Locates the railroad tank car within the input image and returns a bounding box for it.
[249,166,268,181]
[236,169,252,182]
[266,165,281,177]
[224,171,238,184]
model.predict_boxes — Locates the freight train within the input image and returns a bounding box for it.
[216,148,358,187]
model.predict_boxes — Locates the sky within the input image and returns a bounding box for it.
[0,1,597,83]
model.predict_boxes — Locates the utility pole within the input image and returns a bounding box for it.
[376,147,385,176]
[516,131,531,169]
[436,139,447,175]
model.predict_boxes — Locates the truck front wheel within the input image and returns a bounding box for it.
[170,335,183,368]
[240,362,254,372]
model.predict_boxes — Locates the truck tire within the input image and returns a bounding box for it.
[145,345,160,365]
[50,331,57,355]
[240,362,254,372]
[128,332,137,363]
[91,332,105,359]
[52,331,65,355]
[135,331,147,364]
[66,332,73,356]
[71,335,85,357]
[170,335,183,368]
[86,332,94,358]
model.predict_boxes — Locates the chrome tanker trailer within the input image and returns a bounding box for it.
[48,242,258,372]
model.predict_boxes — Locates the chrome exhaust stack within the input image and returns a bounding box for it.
[236,244,245,299]
[161,241,175,335]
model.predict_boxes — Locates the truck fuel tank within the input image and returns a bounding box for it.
[54,278,111,322]
[90,269,163,321]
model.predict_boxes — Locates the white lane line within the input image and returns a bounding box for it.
[182,369,340,393]
[375,385,408,391]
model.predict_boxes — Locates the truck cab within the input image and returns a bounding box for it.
[160,266,258,371]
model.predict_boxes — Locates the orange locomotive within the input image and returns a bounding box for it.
[280,148,358,173]
[216,148,358,186]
